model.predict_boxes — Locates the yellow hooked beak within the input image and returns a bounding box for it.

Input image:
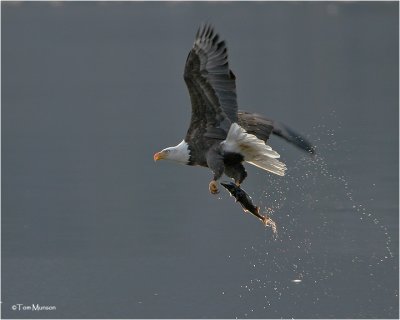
[153,151,165,162]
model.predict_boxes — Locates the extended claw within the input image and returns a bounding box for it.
[209,180,219,194]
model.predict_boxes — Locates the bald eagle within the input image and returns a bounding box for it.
[154,25,314,194]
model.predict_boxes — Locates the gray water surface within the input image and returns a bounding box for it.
[2,2,398,319]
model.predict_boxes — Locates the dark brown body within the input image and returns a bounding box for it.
[220,182,266,223]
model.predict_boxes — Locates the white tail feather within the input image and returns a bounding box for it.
[247,158,286,176]
[222,123,287,176]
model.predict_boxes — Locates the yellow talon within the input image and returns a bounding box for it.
[209,180,219,194]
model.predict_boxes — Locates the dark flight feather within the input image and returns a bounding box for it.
[238,111,315,154]
[184,24,238,146]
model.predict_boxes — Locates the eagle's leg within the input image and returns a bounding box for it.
[225,163,247,187]
[206,147,225,195]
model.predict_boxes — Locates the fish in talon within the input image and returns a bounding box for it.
[220,182,277,233]
[220,182,260,216]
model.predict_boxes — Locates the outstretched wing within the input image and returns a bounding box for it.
[238,111,316,154]
[237,111,275,143]
[184,24,238,142]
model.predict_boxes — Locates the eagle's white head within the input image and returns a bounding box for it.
[153,140,190,164]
